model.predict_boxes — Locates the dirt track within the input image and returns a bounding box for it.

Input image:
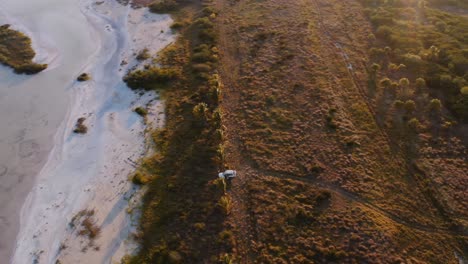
[217,0,467,262]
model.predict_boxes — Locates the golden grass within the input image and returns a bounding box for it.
[216,0,467,262]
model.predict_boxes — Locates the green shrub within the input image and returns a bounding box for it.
[399,78,410,87]
[192,63,212,73]
[199,29,217,43]
[73,117,88,134]
[14,63,47,74]
[393,100,405,110]
[134,107,148,117]
[202,7,217,16]
[131,171,151,185]
[124,67,179,90]
[77,73,91,82]
[407,118,422,131]
[194,17,214,29]
[0,24,48,74]
[364,0,468,122]
[136,48,150,61]
[401,53,425,70]
[415,77,426,90]
[461,86,468,95]
[429,99,442,112]
[379,77,392,88]
[149,0,178,13]
[404,100,416,114]
[192,45,215,63]
[170,22,184,30]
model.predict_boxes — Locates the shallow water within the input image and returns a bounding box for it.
[0,0,96,261]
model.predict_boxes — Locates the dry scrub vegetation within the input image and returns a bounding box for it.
[123,0,467,263]
[216,0,467,262]
[123,0,234,263]
[69,209,101,251]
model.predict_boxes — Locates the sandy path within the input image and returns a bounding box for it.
[10,1,173,263]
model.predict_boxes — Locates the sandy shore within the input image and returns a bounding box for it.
[10,1,173,263]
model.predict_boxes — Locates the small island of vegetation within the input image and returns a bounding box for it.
[73,117,88,134]
[0,24,47,74]
[77,73,91,82]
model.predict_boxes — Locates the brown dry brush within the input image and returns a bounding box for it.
[124,1,234,263]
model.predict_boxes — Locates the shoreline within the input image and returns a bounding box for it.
[10,0,173,263]
[0,0,98,260]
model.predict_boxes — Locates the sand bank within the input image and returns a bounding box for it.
[11,1,173,263]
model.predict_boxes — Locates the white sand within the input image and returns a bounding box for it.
[11,1,174,263]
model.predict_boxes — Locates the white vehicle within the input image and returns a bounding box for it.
[218,170,237,180]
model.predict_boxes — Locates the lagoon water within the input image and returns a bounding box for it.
[1,0,174,262]
[0,0,96,260]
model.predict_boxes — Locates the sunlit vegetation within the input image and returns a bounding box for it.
[0,24,47,74]
[361,0,468,121]
[246,175,461,263]
[170,21,184,31]
[214,0,466,262]
[131,171,151,185]
[122,0,467,263]
[123,1,232,263]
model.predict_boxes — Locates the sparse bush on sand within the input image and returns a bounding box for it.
[73,117,88,134]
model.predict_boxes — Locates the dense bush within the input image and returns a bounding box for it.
[192,44,217,63]
[149,0,178,13]
[123,66,179,90]
[125,3,228,263]
[14,63,47,74]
